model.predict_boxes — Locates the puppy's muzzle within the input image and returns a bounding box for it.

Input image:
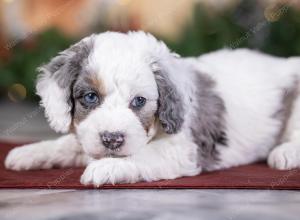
[100,131,125,150]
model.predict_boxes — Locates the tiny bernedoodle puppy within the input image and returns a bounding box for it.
[5,31,300,187]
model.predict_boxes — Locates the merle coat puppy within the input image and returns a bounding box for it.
[5,31,300,186]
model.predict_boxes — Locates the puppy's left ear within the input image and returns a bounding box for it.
[36,35,94,133]
[153,64,185,134]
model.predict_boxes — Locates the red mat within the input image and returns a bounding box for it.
[1,142,300,189]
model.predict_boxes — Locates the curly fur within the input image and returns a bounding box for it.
[5,31,300,187]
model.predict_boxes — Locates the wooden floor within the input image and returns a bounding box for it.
[0,101,300,220]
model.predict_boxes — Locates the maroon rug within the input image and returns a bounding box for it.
[1,142,300,189]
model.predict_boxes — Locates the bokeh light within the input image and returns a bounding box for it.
[3,0,14,4]
[264,5,286,22]
[7,84,27,102]
[119,0,132,6]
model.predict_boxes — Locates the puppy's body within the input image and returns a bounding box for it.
[188,50,300,170]
[5,32,300,186]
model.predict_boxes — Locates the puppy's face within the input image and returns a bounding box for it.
[37,32,184,159]
[73,53,159,158]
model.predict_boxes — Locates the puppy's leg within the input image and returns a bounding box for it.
[81,135,201,186]
[5,134,89,171]
[268,90,300,170]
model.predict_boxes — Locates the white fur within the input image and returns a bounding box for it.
[36,75,72,133]
[81,133,200,186]
[5,31,300,187]
[5,134,89,170]
[268,79,300,170]
[189,49,300,170]
[76,108,149,158]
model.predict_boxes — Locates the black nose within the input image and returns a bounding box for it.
[100,131,125,150]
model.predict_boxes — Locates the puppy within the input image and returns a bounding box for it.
[5,31,300,186]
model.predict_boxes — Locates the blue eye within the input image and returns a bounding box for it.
[83,92,99,104]
[131,96,146,108]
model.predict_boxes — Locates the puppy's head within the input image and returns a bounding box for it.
[36,31,184,158]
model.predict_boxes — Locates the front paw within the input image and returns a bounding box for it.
[80,158,139,187]
[268,144,300,170]
[5,143,50,171]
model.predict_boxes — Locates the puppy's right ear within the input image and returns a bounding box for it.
[36,35,95,133]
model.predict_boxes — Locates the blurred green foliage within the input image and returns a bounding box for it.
[0,30,75,100]
[166,6,244,56]
[167,3,300,57]
[1,1,300,101]
[263,8,300,56]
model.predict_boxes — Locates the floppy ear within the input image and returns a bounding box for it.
[36,35,94,133]
[153,64,185,134]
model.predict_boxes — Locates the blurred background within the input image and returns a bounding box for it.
[0,0,300,141]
